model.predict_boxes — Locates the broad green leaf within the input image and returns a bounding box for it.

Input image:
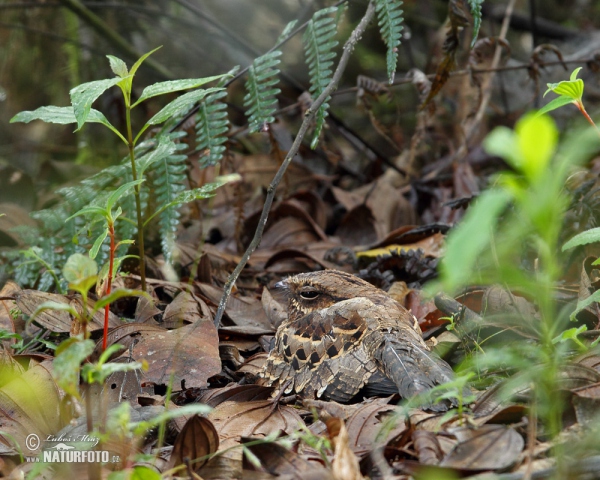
[90,228,109,260]
[570,290,600,321]
[66,205,107,222]
[563,227,600,251]
[98,344,127,365]
[10,106,119,133]
[536,95,575,117]
[11,106,80,125]
[516,113,557,182]
[133,74,229,106]
[136,136,177,177]
[106,179,145,212]
[552,325,587,344]
[63,253,98,283]
[146,87,223,126]
[68,275,98,297]
[93,288,150,314]
[31,301,79,322]
[440,189,512,292]
[70,77,125,130]
[544,67,584,101]
[54,338,95,398]
[144,174,241,225]
[107,55,128,77]
[129,46,162,78]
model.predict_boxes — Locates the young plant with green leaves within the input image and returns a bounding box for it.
[10,47,230,290]
[65,179,143,350]
[538,67,600,137]
[431,112,599,447]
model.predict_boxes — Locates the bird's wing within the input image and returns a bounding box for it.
[371,333,457,411]
[262,299,380,402]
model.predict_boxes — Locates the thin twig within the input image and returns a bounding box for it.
[464,0,518,142]
[211,0,377,329]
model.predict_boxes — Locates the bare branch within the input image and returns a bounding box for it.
[211,0,377,329]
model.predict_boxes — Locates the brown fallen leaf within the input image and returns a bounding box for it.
[168,414,219,471]
[16,290,119,333]
[441,424,524,471]
[412,430,443,465]
[326,418,364,480]
[0,360,66,456]
[243,437,333,479]
[344,399,406,455]
[204,398,305,478]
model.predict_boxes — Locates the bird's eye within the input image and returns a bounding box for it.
[299,289,320,300]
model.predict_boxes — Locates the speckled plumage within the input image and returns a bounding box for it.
[261,270,457,410]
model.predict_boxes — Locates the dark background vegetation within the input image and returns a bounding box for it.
[2,0,599,225]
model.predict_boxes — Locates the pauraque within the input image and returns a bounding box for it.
[261,270,457,411]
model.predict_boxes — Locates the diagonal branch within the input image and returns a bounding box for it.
[211,0,377,329]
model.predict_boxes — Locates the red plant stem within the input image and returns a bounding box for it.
[576,102,600,139]
[102,223,115,351]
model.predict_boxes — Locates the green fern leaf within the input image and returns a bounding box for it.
[375,0,404,84]
[467,0,484,47]
[303,6,343,149]
[196,90,229,167]
[244,50,282,133]
[152,137,188,263]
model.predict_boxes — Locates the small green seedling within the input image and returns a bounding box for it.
[538,67,600,137]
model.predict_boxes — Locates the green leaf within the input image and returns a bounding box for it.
[145,174,240,226]
[93,289,150,314]
[54,337,95,398]
[70,77,126,130]
[570,290,600,321]
[536,95,575,117]
[63,253,98,283]
[136,135,177,177]
[134,74,229,106]
[107,55,128,78]
[66,205,107,222]
[563,227,600,251]
[90,228,109,260]
[440,189,512,291]
[31,301,79,322]
[129,46,162,78]
[552,325,587,344]
[516,113,558,182]
[543,67,584,101]
[146,87,223,126]
[106,179,145,212]
[10,106,122,138]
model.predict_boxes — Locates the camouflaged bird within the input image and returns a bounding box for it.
[261,270,457,411]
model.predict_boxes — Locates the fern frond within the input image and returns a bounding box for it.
[152,138,188,263]
[375,0,404,84]
[467,0,485,47]
[196,90,229,167]
[303,6,343,149]
[244,50,282,133]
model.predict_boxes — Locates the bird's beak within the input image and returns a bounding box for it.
[274,279,288,290]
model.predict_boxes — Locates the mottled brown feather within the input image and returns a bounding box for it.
[261,270,457,409]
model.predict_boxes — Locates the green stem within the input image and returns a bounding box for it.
[125,107,147,291]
